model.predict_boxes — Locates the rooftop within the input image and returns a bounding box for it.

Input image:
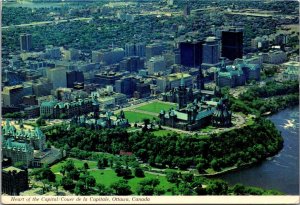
[3,166,22,173]
[158,73,191,81]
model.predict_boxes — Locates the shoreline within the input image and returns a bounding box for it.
[199,105,299,177]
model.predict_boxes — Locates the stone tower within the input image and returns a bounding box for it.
[178,74,187,109]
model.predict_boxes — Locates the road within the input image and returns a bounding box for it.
[2,17,92,30]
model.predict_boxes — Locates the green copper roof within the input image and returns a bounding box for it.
[3,138,34,152]
[41,101,57,107]
[218,72,232,78]
[195,108,215,120]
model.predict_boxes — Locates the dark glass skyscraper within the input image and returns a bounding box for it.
[179,40,203,67]
[66,71,84,88]
[221,29,243,60]
[20,34,32,52]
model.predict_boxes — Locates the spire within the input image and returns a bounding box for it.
[220,58,226,72]
[180,73,185,87]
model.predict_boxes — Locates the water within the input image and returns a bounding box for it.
[217,106,299,195]
[3,1,92,8]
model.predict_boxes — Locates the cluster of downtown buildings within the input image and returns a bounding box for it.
[3,26,297,119]
[1,1,299,196]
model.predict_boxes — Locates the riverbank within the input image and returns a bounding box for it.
[216,106,299,194]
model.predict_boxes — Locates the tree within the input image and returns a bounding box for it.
[96,183,113,195]
[41,168,56,182]
[68,169,80,180]
[109,158,114,168]
[103,158,108,167]
[14,161,26,169]
[83,162,89,170]
[114,163,123,176]
[110,180,132,195]
[41,179,48,194]
[178,182,194,195]
[53,181,60,195]
[154,187,165,195]
[139,178,160,187]
[61,177,75,191]
[192,178,206,195]
[74,180,86,195]
[59,113,67,119]
[64,160,75,172]
[60,168,66,176]
[137,185,154,195]
[36,116,46,126]
[206,180,229,195]
[97,158,108,169]
[122,168,133,179]
[166,171,179,183]
[134,167,145,178]
[182,173,194,183]
[210,159,221,171]
[232,183,246,195]
[137,178,160,195]
[46,141,52,149]
[142,118,150,132]
[86,176,96,187]
[97,159,104,169]
[196,162,206,174]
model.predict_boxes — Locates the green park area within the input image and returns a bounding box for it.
[50,158,97,173]
[135,101,177,114]
[50,158,174,195]
[124,111,157,123]
[88,169,173,194]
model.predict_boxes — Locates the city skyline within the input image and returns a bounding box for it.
[1,0,299,203]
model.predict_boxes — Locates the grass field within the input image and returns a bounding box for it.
[124,111,157,123]
[135,102,177,114]
[201,125,215,133]
[50,158,174,194]
[151,129,178,137]
[88,169,174,194]
[50,158,97,173]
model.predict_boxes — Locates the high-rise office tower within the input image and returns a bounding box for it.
[146,43,163,60]
[201,36,221,69]
[66,71,84,88]
[115,77,137,97]
[135,42,146,57]
[221,29,243,60]
[20,34,32,52]
[46,67,67,89]
[179,40,203,67]
[125,43,136,57]
[64,48,80,61]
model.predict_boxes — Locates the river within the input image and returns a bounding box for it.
[217,106,299,195]
[3,1,93,8]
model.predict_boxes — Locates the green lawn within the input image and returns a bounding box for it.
[88,169,119,187]
[50,158,174,195]
[124,111,157,123]
[201,125,215,133]
[50,158,97,173]
[151,129,178,137]
[88,169,174,194]
[135,102,177,114]
[245,117,255,126]
[128,172,174,194]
